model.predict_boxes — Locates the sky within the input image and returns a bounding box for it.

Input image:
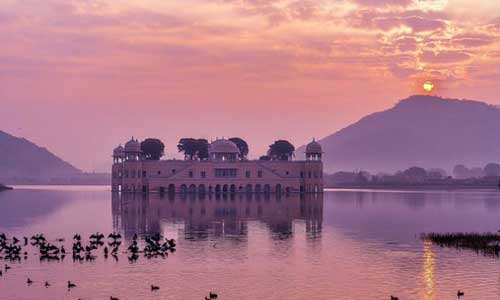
[0,0,499,172]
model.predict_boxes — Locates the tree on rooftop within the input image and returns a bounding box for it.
[229,137,249,158]
[140,138,165,160]
[196,139,209,160]
[177,138,198,160]
[268,140,295,161]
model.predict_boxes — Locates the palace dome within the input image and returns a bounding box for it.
[124,138,141,153]
[113,145,125,157]
[306,139,322,154]
[209,139,240,154]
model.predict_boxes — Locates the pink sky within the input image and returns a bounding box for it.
[1,0,499,172]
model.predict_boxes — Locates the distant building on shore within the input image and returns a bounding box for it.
[111,138,323,194]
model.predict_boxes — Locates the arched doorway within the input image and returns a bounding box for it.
[198,184,206,194]
[168,184,175,194]
[263,184,271,194]
[275,184,282,195]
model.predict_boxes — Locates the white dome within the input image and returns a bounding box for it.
[124,138,141,153]
[113,145,125,157]
[305,139,322,154]
[209,139,240,154]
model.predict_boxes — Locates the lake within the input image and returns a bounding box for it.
[0,186,500,300]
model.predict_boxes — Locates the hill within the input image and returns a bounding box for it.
[301,95,500,173]
[0,130,82,184]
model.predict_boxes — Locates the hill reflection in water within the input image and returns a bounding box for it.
[112,192,323,242]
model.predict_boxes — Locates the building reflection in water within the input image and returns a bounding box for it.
[112,192,323,241]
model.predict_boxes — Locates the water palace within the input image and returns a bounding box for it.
[111,138,323,194]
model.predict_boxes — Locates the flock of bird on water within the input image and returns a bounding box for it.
[0,232,219,300]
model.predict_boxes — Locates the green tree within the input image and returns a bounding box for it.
[268,140,295,161]
[140,138,165,160]
[229,137,249,158]
[177,138,198,160]
[177,138,209,160]
[196,139,209,160]
[403,166,427,182]
[453,164,470,179]
[484,163,500,177]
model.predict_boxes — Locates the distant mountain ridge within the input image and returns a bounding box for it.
[302,95,500,173]
[0,130,82,183]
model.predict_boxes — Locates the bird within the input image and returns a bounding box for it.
[68,281,77,289]
[0,270,2,276]
[5,264,11,271]
[110,297,119,300]
[27,278,33,285]
[151,285,160,291]
[457,290,465,298]
[44,281,51,288]
[209,292,218,299]
[390,296,399,300]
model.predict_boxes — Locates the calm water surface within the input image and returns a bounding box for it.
[0,186,500,300]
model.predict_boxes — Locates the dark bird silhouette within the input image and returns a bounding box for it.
[209,292,218,299]
[68,281,76,289]
[457,290,465,298]
[110,297,119,300]
[27,278,33,285]
[5,264,11,271]
[0,270,3,276]
[44,281,51,288]
[151,285,160,291]
[390,296,399,300]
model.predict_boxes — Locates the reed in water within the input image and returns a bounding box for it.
[423,232,500,258]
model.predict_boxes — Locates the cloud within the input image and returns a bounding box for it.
[420,50,471,63]
[352,0,414,7]
[452,33,495,47]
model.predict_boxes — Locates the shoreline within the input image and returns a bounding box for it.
[327,184,499,191]
[0,184,13,191]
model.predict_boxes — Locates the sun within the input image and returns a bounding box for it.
[423,81,434,92]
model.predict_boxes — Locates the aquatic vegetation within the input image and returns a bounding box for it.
[423,232,500,258]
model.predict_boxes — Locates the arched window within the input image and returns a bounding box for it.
[245,184,253,193]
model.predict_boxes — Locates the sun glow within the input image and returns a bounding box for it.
[423,81,434,92]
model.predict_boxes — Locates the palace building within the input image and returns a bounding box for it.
[111,138,323,194]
